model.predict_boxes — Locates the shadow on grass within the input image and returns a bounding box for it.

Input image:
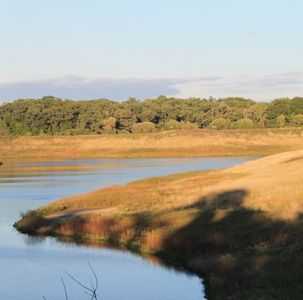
[158,189,303,300]
[15,189,303,300]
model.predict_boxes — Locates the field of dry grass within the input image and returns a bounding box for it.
[2,128,303,162]
[16,149,303,300]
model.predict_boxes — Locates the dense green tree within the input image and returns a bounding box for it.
[0,96,303,135]
[266,99,290,127]
[246,103,268,127]
[290,114,303,127]
[289,97,303,115]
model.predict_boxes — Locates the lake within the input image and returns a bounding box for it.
[0,157,250,300]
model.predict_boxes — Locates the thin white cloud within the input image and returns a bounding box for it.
[0,76,219,102]
[175,72,303,101]
[0,73,302,102]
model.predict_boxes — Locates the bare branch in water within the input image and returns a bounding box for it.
[42,263,100,300]
[61,277,69,300]
[89,262,99,293]
[66,264,99,299]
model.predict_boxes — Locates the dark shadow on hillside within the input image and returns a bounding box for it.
[158,189,303,300]
[15,189,303,300]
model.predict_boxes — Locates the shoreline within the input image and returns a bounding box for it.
[15,150,303,299]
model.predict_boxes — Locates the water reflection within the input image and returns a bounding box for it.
[0,157,250,300]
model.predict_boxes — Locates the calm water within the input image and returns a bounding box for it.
[0,157,249,300]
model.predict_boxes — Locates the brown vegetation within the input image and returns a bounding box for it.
[2,128,303,162]
[16,150,303,299]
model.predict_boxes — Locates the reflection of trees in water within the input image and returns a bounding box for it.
[23,234,46,246]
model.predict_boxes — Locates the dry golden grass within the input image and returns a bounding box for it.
[34,150,303,221]
[15,147,303,299]
[2,128,303,162]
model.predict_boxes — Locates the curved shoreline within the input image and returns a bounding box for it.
[15,150,303,299]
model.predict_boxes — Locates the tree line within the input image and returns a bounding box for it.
[0,96,303,135]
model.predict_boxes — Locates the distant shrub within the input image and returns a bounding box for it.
[290,114,303,127]
[0,120,8,136]
[132,122,156,133]
[101,117,117,133]
[164,119,182,130]
[164,120,199,130]
[209,118,231,130]
[276,114,286,128]
[231,118,255,129]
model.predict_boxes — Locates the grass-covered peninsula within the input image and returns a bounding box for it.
[16,150,303,300]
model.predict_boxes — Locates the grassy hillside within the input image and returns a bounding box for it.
[16,150,303,299]
[2,128,303,162]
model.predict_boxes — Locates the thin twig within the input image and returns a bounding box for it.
[66,264,99,299]
[66,272,92,293]
[88,262,99,292]
[61,277,69,300]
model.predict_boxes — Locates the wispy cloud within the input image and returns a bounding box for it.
[175,72,303,101]
[0,77,177,101]
[0,76,218,102]
[0,73,302,102]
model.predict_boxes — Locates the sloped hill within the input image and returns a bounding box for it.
[16,150,303,300]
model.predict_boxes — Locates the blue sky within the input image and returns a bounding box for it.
[1,0,303,101]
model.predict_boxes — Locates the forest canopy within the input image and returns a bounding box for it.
[1,96,303,135]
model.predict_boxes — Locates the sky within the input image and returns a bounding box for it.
[0,0,303,101]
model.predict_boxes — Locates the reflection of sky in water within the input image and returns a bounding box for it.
[0,157,250,300]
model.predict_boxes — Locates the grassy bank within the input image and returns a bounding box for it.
[2,128,303,162]
[16,150,303,299]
